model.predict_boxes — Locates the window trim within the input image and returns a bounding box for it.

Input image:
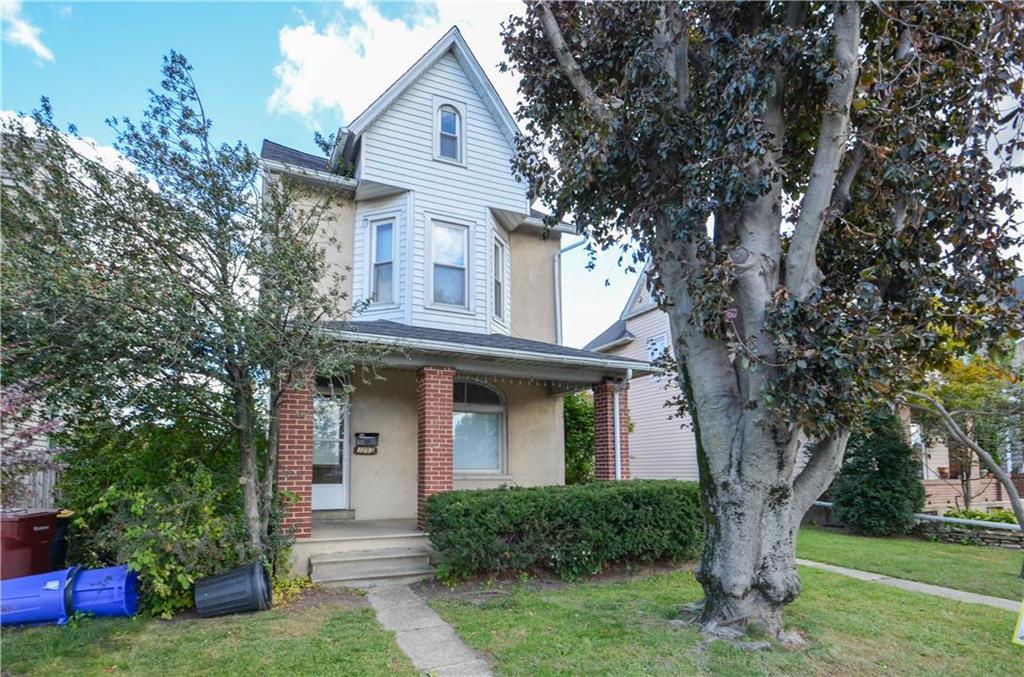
[492,236,506,323]
[428,218,471,312]
[452,381,508,478]
[370,218,396,306]
[432,96,467,167]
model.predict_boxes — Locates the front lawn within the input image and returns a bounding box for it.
[429,568,1019,676]
[797,526,1024,601]
[0,588,416,677]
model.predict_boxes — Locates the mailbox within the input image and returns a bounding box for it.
[354,433,379,455]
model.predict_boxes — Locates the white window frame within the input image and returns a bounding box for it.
[647,333,669,360]
[370,218,396,306]
[452,381,508,478]
[432,96,467,167]
[428,218,471,311]
[493,236,506,323]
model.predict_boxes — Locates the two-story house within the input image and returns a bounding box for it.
[263,27,650,584]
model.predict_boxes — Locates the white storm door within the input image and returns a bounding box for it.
[312,393,350,510]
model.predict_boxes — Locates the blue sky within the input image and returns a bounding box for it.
[1,0,638,348]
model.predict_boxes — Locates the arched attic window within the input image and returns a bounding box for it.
[438,105,461,162]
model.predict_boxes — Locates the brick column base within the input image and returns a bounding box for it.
[593,380,630,480]
[277,375,314,539]
[417,366,455,529]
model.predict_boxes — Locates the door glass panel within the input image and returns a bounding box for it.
[313,395,345,486]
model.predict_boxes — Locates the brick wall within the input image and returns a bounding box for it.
[277,376,314,540]
[593,380,630,481]
[417,366,455,528]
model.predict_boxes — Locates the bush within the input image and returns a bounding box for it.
[563,392,595,484]
[944,507,1018,525]
[425,480,702,581]
[831,412,926,536]
[56,419,289,617]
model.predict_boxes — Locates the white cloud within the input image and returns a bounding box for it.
[1,0,55,62]
[1,110,141,178]
[268,0,520,129]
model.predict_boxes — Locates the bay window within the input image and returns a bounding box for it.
[371,219,394,304]
[493,238,505,321]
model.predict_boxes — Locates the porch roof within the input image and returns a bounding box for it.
[321,320,654,390]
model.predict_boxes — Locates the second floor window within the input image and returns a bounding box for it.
[372,220,394,304]
[493,239,505,320]
[433,221,467,307]
[438,105,460,161]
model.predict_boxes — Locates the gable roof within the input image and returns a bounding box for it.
[344,26,519,149]
[583,319,634,352]
[261,139,329,173]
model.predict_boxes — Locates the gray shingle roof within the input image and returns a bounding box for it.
[323,320,647,366]
[260,139,330,173]
[583,319,633,352]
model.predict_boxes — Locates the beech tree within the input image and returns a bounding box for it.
[2,54,364,554]
[504,1,1024,638]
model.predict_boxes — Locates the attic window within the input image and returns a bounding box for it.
[438,105,461,161]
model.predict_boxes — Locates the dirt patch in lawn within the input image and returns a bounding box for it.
[413,559,695,604]
[279,585,368,613]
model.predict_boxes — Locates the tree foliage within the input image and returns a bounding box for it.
[563,392,595,484]
[831,412,926,535]
[503,0,1023,637]
[1,53,366,553]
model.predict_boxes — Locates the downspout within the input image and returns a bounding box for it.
[613,367,632,481]
[554,236,587,345]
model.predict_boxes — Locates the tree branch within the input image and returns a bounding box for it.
[536,1,617,124]
[791,431,851,526]
[656,2,689,107]
[785,1,861,301]
[904,390,1024,528]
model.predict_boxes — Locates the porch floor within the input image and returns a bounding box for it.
[310,517,422,540]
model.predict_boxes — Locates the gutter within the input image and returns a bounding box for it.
[261,159,358,191]
[321,326,651,375]
[554,236,588,345]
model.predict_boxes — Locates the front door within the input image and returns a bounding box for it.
[312,392,349,510]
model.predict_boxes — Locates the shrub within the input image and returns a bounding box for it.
[944,507,1018,525]
[56,419,289,617]
[831,412,926,536]
[563,392,595,484]
[425,480,702,581]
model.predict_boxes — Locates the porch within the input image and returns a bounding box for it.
[277,320,652,582]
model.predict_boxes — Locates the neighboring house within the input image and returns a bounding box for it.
[589,266,1021,513]
[262,27,650,581]
[585,269,699,481]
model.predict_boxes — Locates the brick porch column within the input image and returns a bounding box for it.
[277,375,314,540]
[417,366,455,529]
[593,380,630,480]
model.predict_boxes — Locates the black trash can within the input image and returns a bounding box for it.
[194,561,272,618]
[49,510,73,571]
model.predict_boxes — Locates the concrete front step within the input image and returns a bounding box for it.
[311,546,435,586]
[320,570,436,589]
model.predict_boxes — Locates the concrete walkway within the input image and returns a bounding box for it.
[368,585,493,677]
[797,558,1019,612]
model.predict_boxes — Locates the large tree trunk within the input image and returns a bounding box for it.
[231,369,264,554]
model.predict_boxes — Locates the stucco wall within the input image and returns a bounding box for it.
[348,369,419,520]
[294,188,355,319]
[454,378,565,490]
[510,230,561,343]
[348,371,565,519]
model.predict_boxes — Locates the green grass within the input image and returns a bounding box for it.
[430,568,1021,677]
[0,596,416,677]
[797,526,1024,601]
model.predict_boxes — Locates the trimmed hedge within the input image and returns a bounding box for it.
[424,480,702,581]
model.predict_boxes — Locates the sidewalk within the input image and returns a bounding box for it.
[797,558,1019,612]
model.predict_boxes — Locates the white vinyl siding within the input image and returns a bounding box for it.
[358,51,527,333]
[603,309,699,481]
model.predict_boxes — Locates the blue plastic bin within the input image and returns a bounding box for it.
[0,566,78,626]
[71,565,139,618]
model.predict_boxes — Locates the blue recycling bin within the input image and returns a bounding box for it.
[0,566,78,626]
[71,565,139,618]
